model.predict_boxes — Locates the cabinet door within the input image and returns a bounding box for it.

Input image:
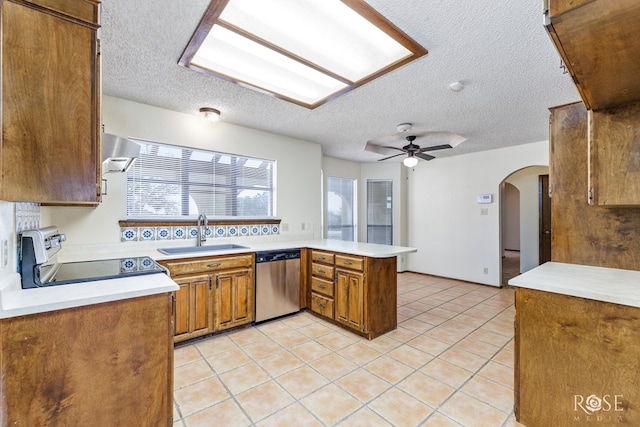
[214,268,254,331]
[588,103,640,206]
[173,274,211,342]
[335,269,364,331]
[1,0,101,203]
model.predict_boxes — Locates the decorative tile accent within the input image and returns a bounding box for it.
[121,227,138,242]
[173,227,187,240]
[140,257,158,270]
[120,258,137,271]
[139,227,155,241]
[188,227,199,239]
[119,222,280,242]
[157,227,171,240]
[214,226,226,238]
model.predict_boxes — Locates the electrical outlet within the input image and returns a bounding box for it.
[281,223,289,232]
[480,208,489,215]
[301,222,306,231]
[483,267,488,274]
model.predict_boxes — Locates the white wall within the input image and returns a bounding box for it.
[505,166,549,273]
[407,141,549,286]
[41,96,323,248]
[0,202,16,278]
[502,183,520,251]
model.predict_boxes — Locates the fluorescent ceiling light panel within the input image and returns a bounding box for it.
[179,0,427,108]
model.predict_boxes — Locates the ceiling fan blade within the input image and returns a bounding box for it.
[364,141,399,156]
[415,153,435,161]
[378,152,405,161]
[420,144,452,152]
[382,145,407,152]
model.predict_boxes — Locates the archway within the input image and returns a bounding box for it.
[499,165,549,285]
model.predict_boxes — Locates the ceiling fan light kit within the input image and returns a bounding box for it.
[403,155,418,167]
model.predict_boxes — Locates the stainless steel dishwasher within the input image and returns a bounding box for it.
[254,249,301,323]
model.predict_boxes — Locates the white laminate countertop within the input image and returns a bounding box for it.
[58,239,418,263]
[0,239,416,319]
[0,272,179,319]
[509,262,640,308]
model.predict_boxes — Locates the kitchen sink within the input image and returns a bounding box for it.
[157,244,249,255]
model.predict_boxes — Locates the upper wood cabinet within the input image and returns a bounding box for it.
[544,0,640,110]
[588,102,640,206]
[0,0,102,203]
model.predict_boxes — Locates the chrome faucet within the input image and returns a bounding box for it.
[196,213,208,246]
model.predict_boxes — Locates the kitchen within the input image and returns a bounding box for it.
[2,0,640,426]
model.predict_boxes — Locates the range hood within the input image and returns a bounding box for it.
[102,133,140,173]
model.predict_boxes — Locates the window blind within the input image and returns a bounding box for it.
[367,180,392,245]
[126,140,275,218]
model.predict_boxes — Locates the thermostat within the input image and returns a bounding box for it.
[477,194,492,204]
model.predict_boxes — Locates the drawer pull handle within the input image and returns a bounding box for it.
[318,269,326,274]
[207,263,221,267]
[343,260,353,265]
[318,303,325,308]
[318,284,326,289]
[318,256,325,260]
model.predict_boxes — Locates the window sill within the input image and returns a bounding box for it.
[119,218,281,227]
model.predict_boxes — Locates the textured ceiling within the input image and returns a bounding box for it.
[100,0,580,162]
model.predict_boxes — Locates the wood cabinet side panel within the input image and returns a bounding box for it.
[363,256,397,338]
[1,1,99,202]
[0,294,173,426]
[516,288,640,426]
[550,102,640,269]
[300,248,310,308]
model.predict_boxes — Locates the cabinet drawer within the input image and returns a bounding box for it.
[311,250,334,264]
[162,254,254,276]
[311,293,334,318]
[335,254,364,271]
[311,277,334,297]
[311,262,334,280]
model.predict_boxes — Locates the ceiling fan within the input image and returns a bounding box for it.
[374,135,452,167]
[365,123,466,167]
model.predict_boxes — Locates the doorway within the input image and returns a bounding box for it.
[500,166,550,285]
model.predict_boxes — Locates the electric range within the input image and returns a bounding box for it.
[20,226,166,289]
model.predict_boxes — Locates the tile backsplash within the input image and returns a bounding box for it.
[120,224,279,242]
[15,202,40,233]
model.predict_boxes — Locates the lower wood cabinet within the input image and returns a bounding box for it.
[335,269,364,330]
[214,268,254,331]
[305,249,397,339]
[160,254,255,343]
[0,293,174,426]
[173,274,211,341]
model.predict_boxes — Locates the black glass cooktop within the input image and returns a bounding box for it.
[42,256,166,286]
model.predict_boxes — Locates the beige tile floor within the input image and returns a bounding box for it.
[173,273,526,427]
